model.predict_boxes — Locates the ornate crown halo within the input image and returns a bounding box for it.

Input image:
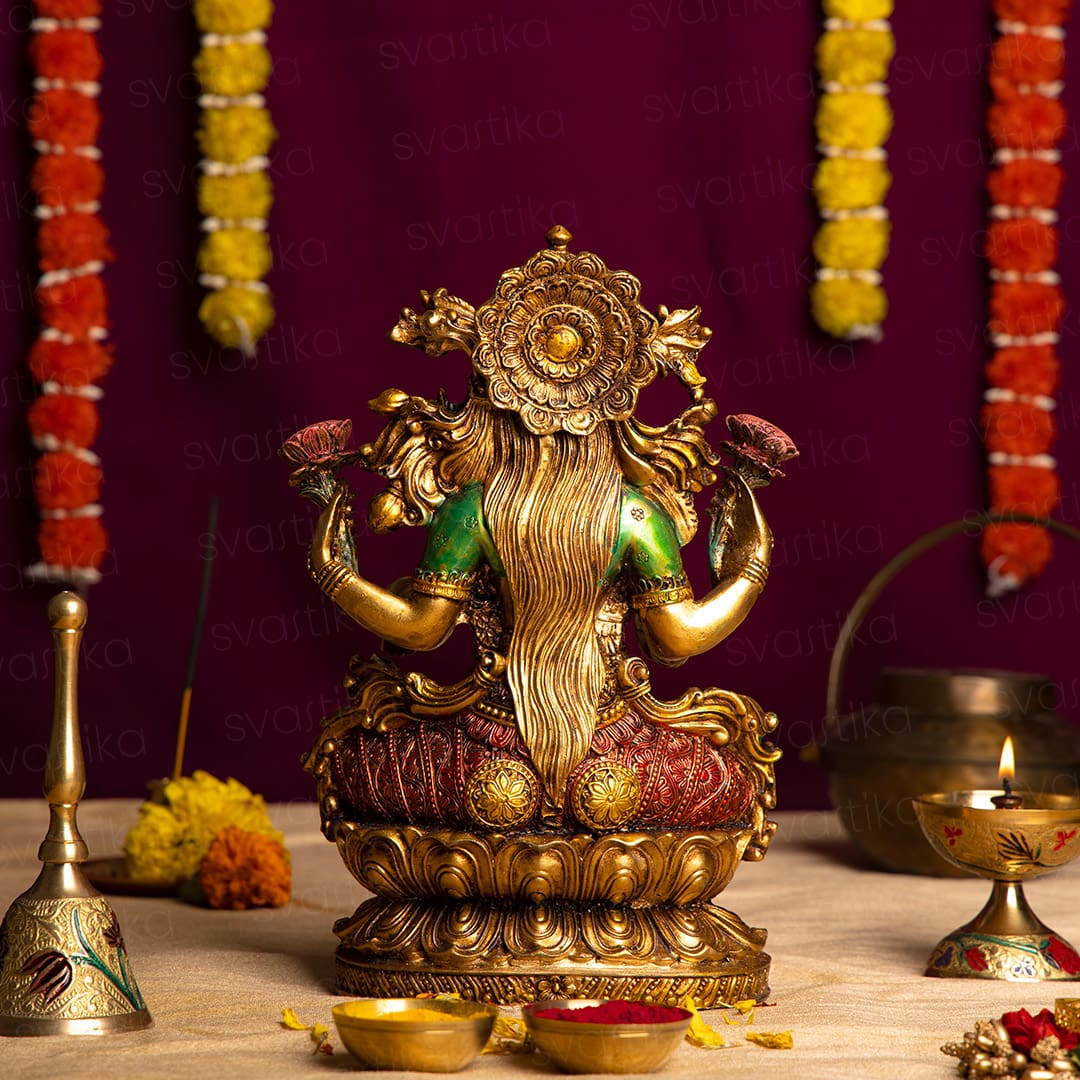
[472,226,660,436]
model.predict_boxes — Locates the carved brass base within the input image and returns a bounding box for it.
[335,948,771,1007]
[330,822,770,1006]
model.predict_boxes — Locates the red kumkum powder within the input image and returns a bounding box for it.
[533,1001,690,1024]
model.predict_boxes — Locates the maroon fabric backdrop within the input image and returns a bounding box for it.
[2,1,1079,810]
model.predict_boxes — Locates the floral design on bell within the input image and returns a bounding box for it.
[571,761,642,832]
[464,759,540,830]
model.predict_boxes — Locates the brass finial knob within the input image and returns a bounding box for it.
[546,225,572,251]
[48,591,87,631]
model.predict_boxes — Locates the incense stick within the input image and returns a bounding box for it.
[174,496,219,780]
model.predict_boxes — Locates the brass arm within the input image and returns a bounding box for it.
[638,475,772,662]
[310,485,462,651]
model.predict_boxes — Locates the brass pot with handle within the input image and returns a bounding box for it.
[820,514,1080,876]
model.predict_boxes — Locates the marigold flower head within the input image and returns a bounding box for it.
[28,394,98,448]
[34,0,101,17]
[37,212,113,272]
[982,522,1052,584]
[32,154,103,207]
[192,0,273,34]
[814,158,891,211]
[197,172,273,221]
[989,282,1064,336]
[198,826,291,910]
[199,286,274,349]
[988,96,1067,149]
[989,465,1059,517]
[38,516,106,570]
[982,400,1055,455]
[986,344,1058,396]
[28,339,112,386]
[37,274,108,337]
[816,29,894,85]
[194,42,272,96]
[198,106,276,164]
[28,90,100,149]
[816,93,892,150]
[198,227,272,281]
[813,218,890,270]
[993,0,1070,26]
[987,159,1063,209]
[991,33,1064,85]
[34,450,101,509]
[985,219,1056,273]
[811,278,886,338]
[28,29,102,82]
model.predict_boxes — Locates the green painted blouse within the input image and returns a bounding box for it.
[411,484,692,608]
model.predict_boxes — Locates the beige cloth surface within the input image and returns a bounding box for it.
[0,799,1076,1078]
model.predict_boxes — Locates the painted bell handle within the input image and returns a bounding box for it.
[823,513,1080,740]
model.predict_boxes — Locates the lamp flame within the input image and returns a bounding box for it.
[999,736,1016,783]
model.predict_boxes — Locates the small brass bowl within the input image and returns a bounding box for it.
[332,997,498,1072]
[523,1000,691,1074]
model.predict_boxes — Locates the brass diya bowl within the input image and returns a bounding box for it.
[913,790,1080,881]
[331,997,498,1072]
[523,999,692,1074]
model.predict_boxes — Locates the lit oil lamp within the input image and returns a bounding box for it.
[913,737,1080,980]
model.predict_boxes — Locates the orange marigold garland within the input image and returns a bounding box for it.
[24,0,112,586]
[983,0,1072,594]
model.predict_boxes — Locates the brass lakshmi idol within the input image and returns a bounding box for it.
[282,227,796,1005]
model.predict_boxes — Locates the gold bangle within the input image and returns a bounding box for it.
[738,555,769,590]
[312,560,354,601]
[412,570,473,601]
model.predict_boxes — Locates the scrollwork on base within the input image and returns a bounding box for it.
[335,951,771,1009]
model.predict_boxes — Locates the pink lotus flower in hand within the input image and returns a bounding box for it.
[279,420,365,506]
[720,414,798,489]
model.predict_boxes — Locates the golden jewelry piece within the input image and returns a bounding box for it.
[630,586,694,610]
[312,559,354,601]
[738,555,769,590]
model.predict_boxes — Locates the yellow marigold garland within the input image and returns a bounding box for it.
[192,0,276,356]
[811,0,895,342]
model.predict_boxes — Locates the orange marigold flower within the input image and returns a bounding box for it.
[28,90,100,149]
[989,465,1060,516]
[38,516,106,570]
[991,34,1064,85]
[993,0,1070,25]
[34,450,101,509]
[982,522,1052,584]
[199,826,291,911]
[985,219,1056,272]
[28,395,98,448]
[988,96,1067,149]
[28,30,102,82]
[37,274,107,336]
[28,340,112,386]
[983,401,1056,454]
[989,282,1064,336]
[987,160,1063,209]
[986,345,1059,395]
[38,213,113,272]
[32,154,103,207]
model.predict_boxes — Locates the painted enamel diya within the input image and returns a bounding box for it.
[914,738,1080,981]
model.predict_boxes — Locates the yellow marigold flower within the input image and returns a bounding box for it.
[813,218,890,270]
[816,93,892,150]
[199,227,272,281]
[123,770,283,882]
[811,278,887,338]
[814,158,891,210]
[198,106,276,164]
[198,172,273,221]
[193,0,272,34]
[194,43,272,96]
[200,286,274,349]
[823,0,893,18]
[816,30,894,85]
